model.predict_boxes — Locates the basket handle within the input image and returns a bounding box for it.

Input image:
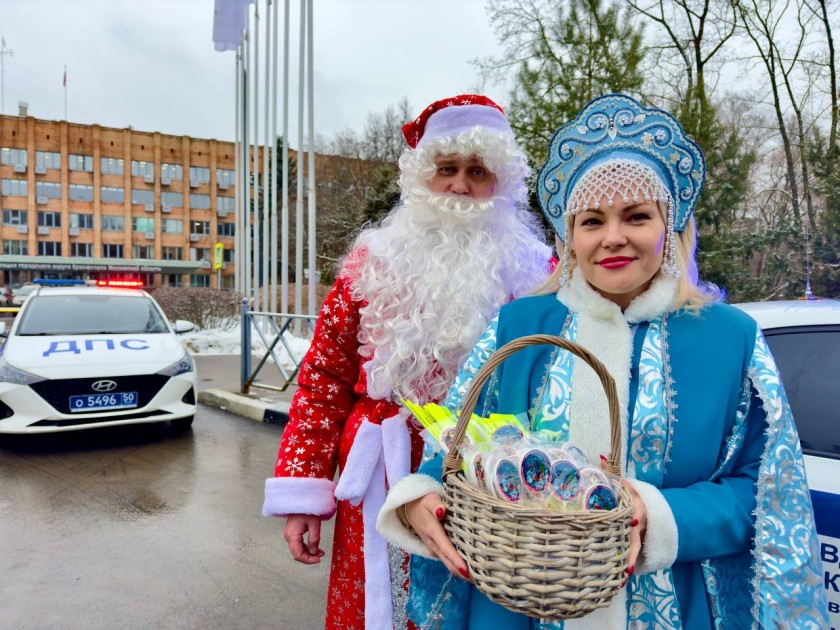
[442,334,622,479]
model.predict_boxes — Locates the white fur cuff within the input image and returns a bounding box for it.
[262,476,337,518]
[376,474,444,559]
[626,478,678,573]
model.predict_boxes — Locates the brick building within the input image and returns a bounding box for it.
[0,111,268,289]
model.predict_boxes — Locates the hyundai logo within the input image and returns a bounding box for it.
[91,380,118,393]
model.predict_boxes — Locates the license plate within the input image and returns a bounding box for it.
[69,392,138,413]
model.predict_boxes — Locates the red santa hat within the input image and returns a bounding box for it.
[402,94,512,148]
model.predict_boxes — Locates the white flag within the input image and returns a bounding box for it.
[212,0,255,52]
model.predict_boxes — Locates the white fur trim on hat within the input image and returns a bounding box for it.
[376,473,444,559]
[262,476,337,518]
[625,478,678,573]
[418,104,512,147]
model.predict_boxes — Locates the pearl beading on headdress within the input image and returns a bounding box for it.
[566,158,671,216]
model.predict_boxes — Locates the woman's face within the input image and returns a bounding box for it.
[570,193,666,310]
[427,153,496,199]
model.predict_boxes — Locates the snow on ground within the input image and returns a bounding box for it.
[180,321,312,371]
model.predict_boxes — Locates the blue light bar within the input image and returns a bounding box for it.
[32,279,87,286]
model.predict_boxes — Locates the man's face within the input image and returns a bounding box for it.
[427,153,496,199]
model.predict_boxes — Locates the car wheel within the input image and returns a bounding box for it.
[170,416,194,432]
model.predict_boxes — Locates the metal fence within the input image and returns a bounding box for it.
[240,300,316,394]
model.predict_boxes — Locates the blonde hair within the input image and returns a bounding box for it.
[532,209,722,312]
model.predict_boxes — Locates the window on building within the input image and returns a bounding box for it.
[100,157,125,175]
[217,168,235,187]
[69,184,94,202]
[1,179,28,197]
[190,194,211,210]
[2,209,28,226]
[190,220,210,235]
[161,219,183,234]
[100,186,125,204]
[190,247,210,262]
[165,274,184,287]
[38,241,62,256]
[162,191,183,208]
[221,275,236,289]
[71,242,93,257]
[132,245,155,259]
[223,248,235,263]
[131,160,154,178]
[1,148,28,167]
[189,166,211,184]
[162,246,183,260]
[190,274,210,288]
[217,196,235,213]
[102,244,124,258]
[131,189,154,205]
[35,181,62,199]
[69,154,94,172]
[161,163,183,181]
[132,217,155,232]
[35,151,61,170]
[217,222,235,237]
[101,215,125,231]
[37,211,61,228]
[69,213,94,229]
[2,239,28,255]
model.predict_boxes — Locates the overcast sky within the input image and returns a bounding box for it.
[0,0,505,147]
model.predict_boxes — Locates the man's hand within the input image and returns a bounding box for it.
[284,514,326,564]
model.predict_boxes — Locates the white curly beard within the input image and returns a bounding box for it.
[348,189,551,405]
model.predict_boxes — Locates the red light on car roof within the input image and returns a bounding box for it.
[96,280,145,288]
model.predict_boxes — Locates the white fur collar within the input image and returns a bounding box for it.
[557,268,677,323]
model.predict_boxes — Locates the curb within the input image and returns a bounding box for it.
[198,389,290,426]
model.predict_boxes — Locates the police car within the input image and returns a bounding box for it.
[735,299,840,625]
[0,280,197,434]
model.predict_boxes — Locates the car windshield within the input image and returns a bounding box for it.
[16,294,169,335]
[764,327,840,460]
[16,285,37,296]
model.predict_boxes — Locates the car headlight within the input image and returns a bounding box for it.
[157,351,195,377]
[0,354,46,385]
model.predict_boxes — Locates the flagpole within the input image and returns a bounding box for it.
[63,65,67,120]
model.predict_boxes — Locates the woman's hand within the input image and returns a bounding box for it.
[621,479,647,580]
[284,514,326,564]
[404,493,471,581]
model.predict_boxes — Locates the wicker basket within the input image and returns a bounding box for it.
[442,334,632,620]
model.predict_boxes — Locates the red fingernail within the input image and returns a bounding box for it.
[599,455,607,462]
[458,566,470,578]
[630,518,639,527]
[435,507,444,519]
[627,564,635,576]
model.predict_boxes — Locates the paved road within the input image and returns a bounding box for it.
[0,405,332,630]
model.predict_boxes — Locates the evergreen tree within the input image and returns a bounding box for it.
[481,0,647,166]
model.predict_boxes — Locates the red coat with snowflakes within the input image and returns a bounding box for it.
[264,268,425,630]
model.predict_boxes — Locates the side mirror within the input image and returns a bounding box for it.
[173,320,195,334]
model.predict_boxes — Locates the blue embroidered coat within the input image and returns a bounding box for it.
[400,272,827,629]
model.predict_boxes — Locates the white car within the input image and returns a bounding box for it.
[0,280,197,434]
[11,283,38,306]
[735,299,839,624]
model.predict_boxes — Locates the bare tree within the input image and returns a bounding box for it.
[625,0,737,127]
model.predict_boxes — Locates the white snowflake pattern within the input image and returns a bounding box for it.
[285,458,304,474]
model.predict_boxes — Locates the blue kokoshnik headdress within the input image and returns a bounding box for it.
[536,93,706,250]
